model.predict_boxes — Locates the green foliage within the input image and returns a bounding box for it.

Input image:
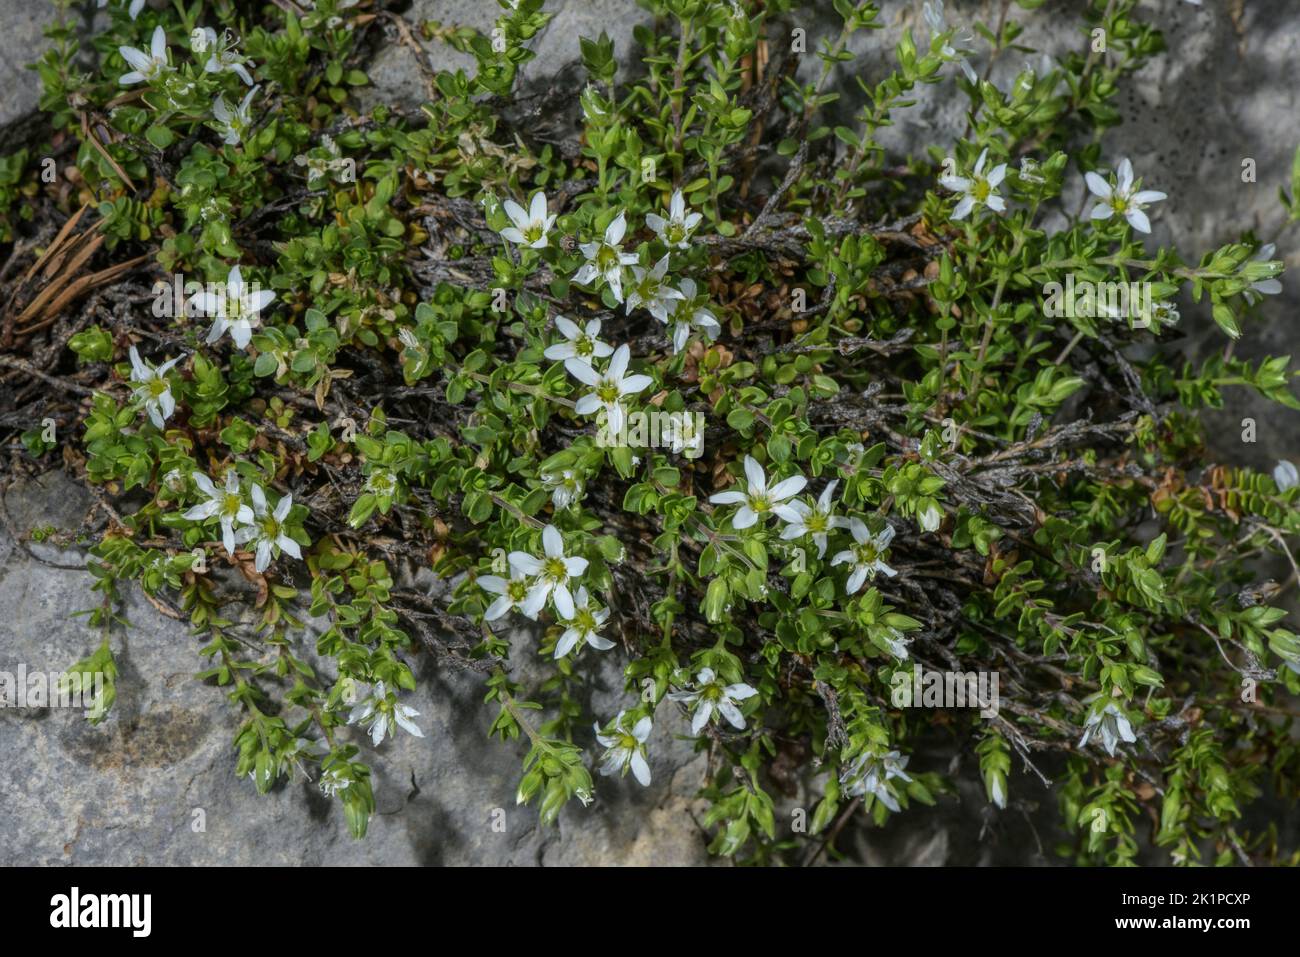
[11,0,1298,865]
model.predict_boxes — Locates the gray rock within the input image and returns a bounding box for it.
[0,471,709,865]
[0,0,58,127]
[358,0,653,114]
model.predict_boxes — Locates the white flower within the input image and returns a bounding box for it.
[364,469,398,498]
[830,518,898,593]
[188,265,276,349]
[212,85,258,145]
[572,211,638,302]
[989,774,1006,810]
[840,749,912,811]
[667,277,721,354]
[98,0,148,20]
[338,675,360,706]
[128,346,183,429]
[234,484,304,572]
[625,254,684,322]
[594,710,653,786]
[1085,158,1166,234]
[478,570,533,621]
[779,480,843,558]
[565,344,653,436]
[708,455,807,530]
[543,315,614,365]
[940,147,1007,220]
[1145,300,1180,328]
[318,767,351,797]
[661,410,704,458]
[667,667,758,735]
[555,587,614,658]
[923,0,978,83]
[118,26,172,86]
[878,626,911,661]
[347,680,424,746]
[1018,156,1045,186]
[499,191,555,248]
[541,468,584,510]
[199,28,255,85]
[1078,702,1136,756]
[508,524,589,619]
[1242,243,1283,305]
[645,189,702,249]
[918,502,943,532]
[162,468,186,494]
[1273,460,1298,492]
[183,470,254,555]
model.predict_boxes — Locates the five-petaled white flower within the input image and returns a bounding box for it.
[1078,701,1137,756]
[555,586,614,659]
[499,191,555,249]
[831,518,898,593]
[594,710,653,786]
[98,0,147,20]
[183,470,254,555]
[543,315,614,365]
[212,86,258,145]
[188,265,276,350]
[667,278,721,354]
[625,254,684,322]
[364,469,398,499]
[118,26,173,86]
[1141,300,1180,329]
[923,0,978,83]
[235,483,304,572]
[940,148,1007,220]
[1242,243,1283,305]
[199,28,255,85]
[565,343,653,436]
[645,189,703,249]
[348,680,424,746]
[1085,158,1166,234]
[667,667,758,735]
[840,749,912,811]
[1273,460,1298,492]
[478,570,534,621]
[708,455,807,530]
[509,524,589,619]
[573,211,638,302]
[779,479,843,558]
[541,468,584,510]
[128,346,183,429]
